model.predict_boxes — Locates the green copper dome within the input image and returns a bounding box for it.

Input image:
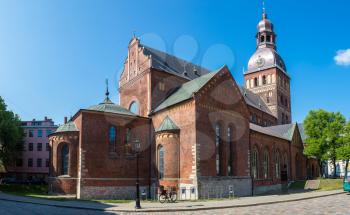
[55,121,79,133]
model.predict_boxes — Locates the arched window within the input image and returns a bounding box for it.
[260,35,265,43]
[126,128,131,144]
[227,126,233,176]
[262,75,267,85]
[129,101,139,114]
[254,78,258,87]
[215,124,221,176]
[263,149,269,179]
[252,148,259,179]
[158,145,164,179]
[275,150,281,178]
[109,126,116,152]
[61,144,69,175]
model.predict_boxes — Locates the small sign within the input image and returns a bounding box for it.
[304,180,320,190]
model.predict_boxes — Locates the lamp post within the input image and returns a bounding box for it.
[133,139,141,209]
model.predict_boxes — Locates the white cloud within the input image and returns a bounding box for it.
[334,49,350,66]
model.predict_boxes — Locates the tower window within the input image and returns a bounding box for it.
[262,75,267,85]
[61,144,69,175]
[254,78,258,87]
[129,101,139,115]
[260,35,265,43]
[266,35,271,43]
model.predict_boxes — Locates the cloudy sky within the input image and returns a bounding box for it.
[0,0,349,124]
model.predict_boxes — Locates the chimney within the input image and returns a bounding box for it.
[44,116,48,121]
[64,117,68,124]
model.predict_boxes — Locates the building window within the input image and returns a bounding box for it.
[227,126,233,176]
[262,75,267,85]
[282,113,285,124]
[109,126,116,152]
[46,130,52,137]
[126,128,131,144]
[215,123,221,176]
[61,144,69,175]
[37,158,42,167]
[252,114,257,123]
[28,158,33,167]
[252,148,259,179]
[260,35,265,43]
[37,143,42,151]
[129,101,139,115]
[46,159,49,167]
[263,150,270,179]
[29,130,33,137]
[16,159,23,167]
[254,78,258,87]
[28,143,33,151]
[46,143,49,151]
[266,35,271,42]
[38,130,42,137]
[158,145,164,179]
[275,150,281,178]
[158,82,165,91]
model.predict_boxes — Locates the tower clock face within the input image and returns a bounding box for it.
[256,56,265,67]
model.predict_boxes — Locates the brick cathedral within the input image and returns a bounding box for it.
[49,9,319,199]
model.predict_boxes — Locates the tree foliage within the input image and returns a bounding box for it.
[304,109,346,177]
[0,96,23,166]
[337,120,350,177]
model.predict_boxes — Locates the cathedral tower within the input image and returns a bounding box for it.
[244,9,291,124]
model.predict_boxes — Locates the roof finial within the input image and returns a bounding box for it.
[105,78,110,99]
[262,0,267,19]
[132,30,136,38]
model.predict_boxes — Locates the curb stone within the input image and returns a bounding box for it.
[0,190,346,212]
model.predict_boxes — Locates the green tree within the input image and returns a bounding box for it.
[0,96,23,167]
[304,109,346,177]
[337,120,350,178]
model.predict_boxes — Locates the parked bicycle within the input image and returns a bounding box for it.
[159,189,177,203]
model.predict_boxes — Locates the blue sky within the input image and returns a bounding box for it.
[0,0,349,125]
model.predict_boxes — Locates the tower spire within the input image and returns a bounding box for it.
[262,0,267,19]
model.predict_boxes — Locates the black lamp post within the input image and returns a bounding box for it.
[133,139,141,209]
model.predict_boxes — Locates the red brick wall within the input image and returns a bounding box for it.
[194,67,250,177]
[79,111,152,187]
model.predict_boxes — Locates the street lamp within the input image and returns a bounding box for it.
[133,139,141,209]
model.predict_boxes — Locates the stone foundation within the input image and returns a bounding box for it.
[198,176,252,198]
[254,184,283,195]
[79,186,149,200]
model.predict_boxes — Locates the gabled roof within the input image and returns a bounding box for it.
[156,116,179,132]
[266,123,297,141]
[154,68,220,113]
[250,123,306,143]
[55,121,79,133]
[239,86,274,116]
[297,123,306,142]
[250,123,288,140]
[142,45,210,80]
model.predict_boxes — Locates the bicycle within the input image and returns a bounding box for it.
[159,190,177,203]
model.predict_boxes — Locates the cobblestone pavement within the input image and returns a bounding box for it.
[126,193,350,215]
[0,193,349,215]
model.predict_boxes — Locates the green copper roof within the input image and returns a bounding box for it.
[156,116,179,132]
[154,67,222,113]
[87,100,136,116]
[55,121,79,133]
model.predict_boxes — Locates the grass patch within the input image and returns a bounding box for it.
[318,179,343,191]
[289,181,307,190]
